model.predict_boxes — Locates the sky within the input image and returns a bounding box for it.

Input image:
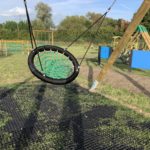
[0,0,144,25]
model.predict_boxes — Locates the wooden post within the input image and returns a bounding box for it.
[4,41,8,56]
[51,30,54,45]
[90,0,150,91]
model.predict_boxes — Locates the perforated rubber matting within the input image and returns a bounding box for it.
[0,82,150,150]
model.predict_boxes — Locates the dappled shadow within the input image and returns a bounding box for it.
[0,81,150,149]
[116,70,150,97]
[14,84,46,150]
[59,84,85,150]
[0,76,33,99]
[114,62,130,70]
[58,83,117,150]
[86,57,98,66]
[0,77,34,135]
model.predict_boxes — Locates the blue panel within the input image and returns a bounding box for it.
[131,50,150,70]
[99,46,111,59]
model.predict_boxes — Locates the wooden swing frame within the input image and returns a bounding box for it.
[90,0,150,91]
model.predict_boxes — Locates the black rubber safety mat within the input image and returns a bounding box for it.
[0,82,150,150]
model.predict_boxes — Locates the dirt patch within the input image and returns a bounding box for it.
[80,65,150,97]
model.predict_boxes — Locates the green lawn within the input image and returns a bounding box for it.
[0,45,150,149]
[1,81,150,149]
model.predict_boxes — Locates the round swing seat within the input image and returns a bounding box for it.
[28,45,80,85]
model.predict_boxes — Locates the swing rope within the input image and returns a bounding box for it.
[24,0,116,53]
[66,0,117,65]
[24,0,36,48]
[24,0,117,84]
[24,0,43,71]
[79,12,109,65]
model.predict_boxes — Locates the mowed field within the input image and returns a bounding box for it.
[0,43,150,149]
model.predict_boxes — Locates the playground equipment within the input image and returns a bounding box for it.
[112,36,121,49]
[136,25,150,49]
[90,0,150,91]
[33,29,54,45]
[0,40,7,56]
[0,40,30,55]
[24,0,117,85]
[27,30,55,54]
[129,25,150,70]
[112,25,150,65]
[0,29,55,55]
[113,25,150,50]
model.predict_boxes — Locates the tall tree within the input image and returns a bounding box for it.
[86,12,102,23]
[35,2,54,29]
[4,21,18,31]
[57,16,89,41]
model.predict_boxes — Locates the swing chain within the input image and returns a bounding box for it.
[65,0,117,65]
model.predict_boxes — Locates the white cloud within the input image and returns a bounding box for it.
[52,0,93,6]
[0,7,32,17]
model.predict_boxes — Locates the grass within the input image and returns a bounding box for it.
[0,54,30,86]
[114,62,150,77]
[0,44,150,149]
[0,46,150,113]
[77,75,150,115]
[1,82,150,149]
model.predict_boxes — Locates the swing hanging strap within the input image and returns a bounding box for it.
[66,0,117,49]
[24,0,44,71]
[24,0,37,49]
[66,0,117,65]
[79,14,107,65]
[24,0,116,69]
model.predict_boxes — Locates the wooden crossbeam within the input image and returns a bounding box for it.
[126,32,140,50]
[141,32,150,49]
[33,29,53,33]
[33,30,54,45]
[90,0,150,91]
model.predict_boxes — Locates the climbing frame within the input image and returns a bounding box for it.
[90,0,150,91]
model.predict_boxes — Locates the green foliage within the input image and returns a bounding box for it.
[56,16,89,41]
[86,12,102,23]
[18,21,28,30]
[32,19,45,30]
[0,21,29,40]
[142,10,150,32]
[56,12,118,43]
[4,21,17,31]
[0,6,149,44]
[0,2,54,40]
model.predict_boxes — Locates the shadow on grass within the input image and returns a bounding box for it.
[116,70,150,97]
[14,84,46,150]
[113,62,130,71]
[59,84,84,149]
[86,58,98,66]
[0,81,150,149]
[59,84,117,150]
[0,76,33,99]
[114,62,149,75]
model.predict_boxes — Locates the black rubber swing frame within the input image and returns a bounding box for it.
[28,45,80,85]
